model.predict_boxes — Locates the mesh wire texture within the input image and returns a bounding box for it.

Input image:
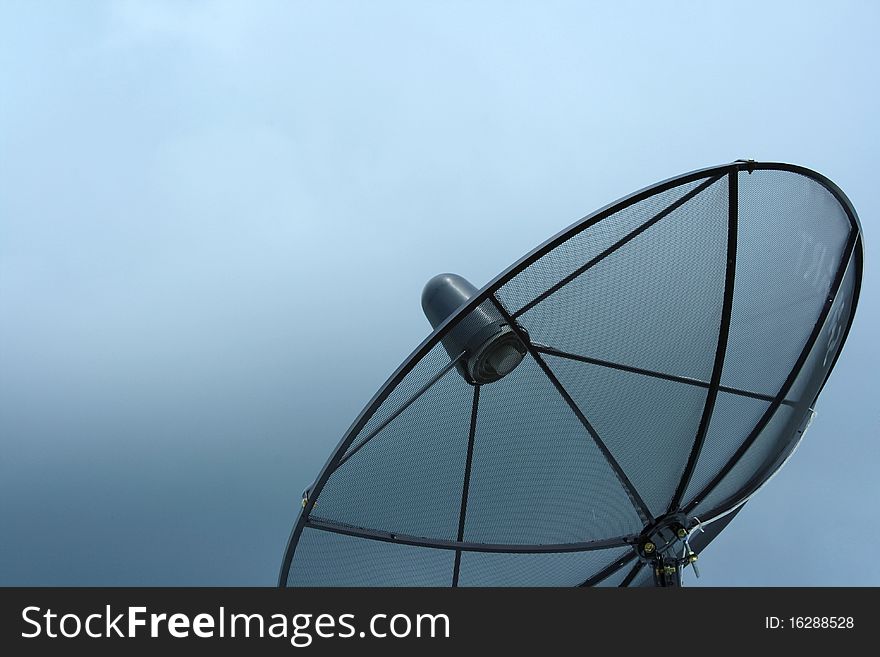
[720,170,850,395]
[288,528,454,587]
[314,366,473,540]
[595,558,637,587]
[686,247,858,518]
[496,177,708,315]
[462,355,643,544]
[342,342,452,459]
[681,391,771,508]
[513,176,728,382]
[545,354,710,518]
[689,405,800,518]
[457,546,632,587]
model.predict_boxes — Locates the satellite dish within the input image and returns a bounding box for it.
[279,161,862,587]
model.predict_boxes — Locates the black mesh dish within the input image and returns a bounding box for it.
[280,162,862,587]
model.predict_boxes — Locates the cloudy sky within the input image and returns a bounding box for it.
[1,0,877,585]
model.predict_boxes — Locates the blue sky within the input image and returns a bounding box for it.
[1,0,877,585]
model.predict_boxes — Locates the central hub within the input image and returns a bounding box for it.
[636,513,689,562]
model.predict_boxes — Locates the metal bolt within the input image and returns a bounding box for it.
[643,542,655,554]
[677,528,688,539]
